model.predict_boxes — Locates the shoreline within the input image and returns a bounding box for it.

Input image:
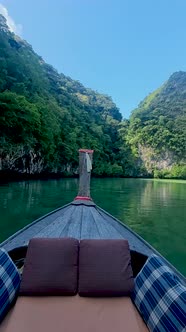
[0,171,185,184]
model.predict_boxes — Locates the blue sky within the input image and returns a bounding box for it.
[0,0,186,118]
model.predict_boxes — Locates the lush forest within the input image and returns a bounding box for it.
[0,14,186,179]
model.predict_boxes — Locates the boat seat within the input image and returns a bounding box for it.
[0,295,149,332]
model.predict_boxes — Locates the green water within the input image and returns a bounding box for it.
[0,178,185,275]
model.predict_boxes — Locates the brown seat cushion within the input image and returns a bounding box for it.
[79,239,134,296]
[20,238,79,296]
[0,296,149,332]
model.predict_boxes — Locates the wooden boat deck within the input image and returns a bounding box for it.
[1,200,152,256]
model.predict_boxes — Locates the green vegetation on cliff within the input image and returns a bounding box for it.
[0,14,185,179]
[127,72,186,178]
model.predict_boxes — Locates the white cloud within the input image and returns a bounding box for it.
[0,4,22,35]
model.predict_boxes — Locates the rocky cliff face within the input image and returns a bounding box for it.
[138,145,175,173]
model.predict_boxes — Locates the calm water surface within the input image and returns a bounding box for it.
[0,178,186,275]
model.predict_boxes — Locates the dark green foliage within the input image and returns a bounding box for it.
[129,72,186,157]
[154,165,186,179]
[0,92,40,144]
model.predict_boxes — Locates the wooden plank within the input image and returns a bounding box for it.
[90,210,124,239]
[88,208,117,239]
[33,206,76,238]
[80,206,101,239]
[58,205,82,238]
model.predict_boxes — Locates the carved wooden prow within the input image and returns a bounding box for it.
[75,149,94,200]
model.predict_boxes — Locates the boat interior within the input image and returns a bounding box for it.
[1,237,186,332]
[0,238,149,332]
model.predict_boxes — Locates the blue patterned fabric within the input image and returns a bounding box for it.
[0,248,21,322]
[131,254,186,332]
